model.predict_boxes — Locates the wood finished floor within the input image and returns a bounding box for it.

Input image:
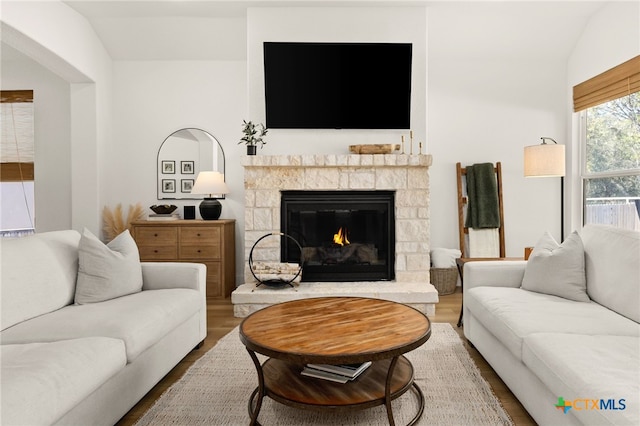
[116,289,536,425]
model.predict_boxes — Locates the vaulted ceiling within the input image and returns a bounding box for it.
[62,1,606,61]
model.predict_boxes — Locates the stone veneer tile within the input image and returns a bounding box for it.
[396,271,430,282]
[271,207,280,230]
[360,155,374,166]
[408,168,429,189]
[396,219,429,242]
[396,242,430,253]
[255,190,279,207]
[395,207,419,219]
[244,209,254,231]
[301,155,316,166]
[305,168,340,189]
[347,155,361,166]
[338,173,350,189]
[384,155,397,166]
[348,170,375,189]
[252,208,273,230]
[406,253,431,271]
[375,168,407,190]
[245,190,255,207]
[396,155,409,166]
[243,154,433,283]
[396,189,429,208]
[325,154,338,166]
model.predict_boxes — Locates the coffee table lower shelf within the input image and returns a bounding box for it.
[247,355,425,425]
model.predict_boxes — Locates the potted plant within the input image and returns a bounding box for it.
[239,120,268,155]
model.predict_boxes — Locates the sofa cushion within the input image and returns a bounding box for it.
[466,287,640,361]
[75,228,143,304]
[1,337,126,426]
[0,230,80,331]
[521,231,589,302]
[0,288,200,362]
[581,224,640,323]
[523,333,639,426]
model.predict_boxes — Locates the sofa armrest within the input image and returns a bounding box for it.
[141,262,206,294]
[464,260,527,291]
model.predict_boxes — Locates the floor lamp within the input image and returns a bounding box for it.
[524,137,566,240]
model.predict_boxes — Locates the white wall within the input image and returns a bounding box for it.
[566,1,640,234]
[110,60,247,282]
[1,0,113,235]
[246,7,428,154]
[1,48,72,232]
[428,57,567,256]
[427,0,569,256]
[568,2,640,88]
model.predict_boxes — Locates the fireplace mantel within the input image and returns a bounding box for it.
[232,153,438,317]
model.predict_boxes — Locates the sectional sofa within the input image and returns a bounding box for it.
[463,224,639,425]
[1,229,207,425]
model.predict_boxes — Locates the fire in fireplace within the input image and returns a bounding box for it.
[281,190,395,282]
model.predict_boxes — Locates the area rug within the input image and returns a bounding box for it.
[136,323,513,425]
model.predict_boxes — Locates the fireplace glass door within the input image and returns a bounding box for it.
[281,190,395,282]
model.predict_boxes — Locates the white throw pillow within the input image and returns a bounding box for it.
[430,248,462,268]
[75,228,143,304]
[521,231,590,302]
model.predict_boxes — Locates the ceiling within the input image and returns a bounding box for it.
[61,0,607,61]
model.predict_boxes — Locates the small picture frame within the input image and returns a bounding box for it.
[162,161,175,174]
[181,161,194,174]
[181,179,194,193]
[162,179,176,193]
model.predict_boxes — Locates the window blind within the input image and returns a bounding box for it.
[573,55,640,112]
[1,90,34,182]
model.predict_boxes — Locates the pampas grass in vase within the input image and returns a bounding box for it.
[103,203,145,242]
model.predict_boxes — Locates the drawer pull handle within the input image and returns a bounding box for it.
[154,250,158,253]
[197,233,201,237]
[154,233,158,237]
[197,249,201,253]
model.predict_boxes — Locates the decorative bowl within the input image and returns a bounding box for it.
[150,204,178,215]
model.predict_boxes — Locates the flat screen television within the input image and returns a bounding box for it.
[263,42,412,129]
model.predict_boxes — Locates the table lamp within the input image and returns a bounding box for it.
[191,171,230,220]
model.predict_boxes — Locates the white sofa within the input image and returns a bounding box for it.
[1,230,207,425]
[463,224,639,425]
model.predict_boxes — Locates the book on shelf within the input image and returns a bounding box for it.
[300,367,350,383]
[147,213,180,221]
[301,361,372,383]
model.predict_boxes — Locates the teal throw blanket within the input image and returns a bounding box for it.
[464,163,501,229]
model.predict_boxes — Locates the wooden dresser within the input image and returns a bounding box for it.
[131,219,235,299]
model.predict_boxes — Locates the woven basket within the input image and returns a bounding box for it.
[431,267,458,295]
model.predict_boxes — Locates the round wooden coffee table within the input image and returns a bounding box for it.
[239,297,431,426]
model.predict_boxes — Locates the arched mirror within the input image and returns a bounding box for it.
[157,128,225,200]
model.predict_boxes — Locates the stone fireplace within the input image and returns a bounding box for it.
[231,154,439,317]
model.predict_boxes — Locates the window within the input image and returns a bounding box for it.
[1,90,35,237]
[574,57,640,231]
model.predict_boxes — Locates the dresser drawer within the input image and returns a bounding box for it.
[135,227,178,245]
[181,226,221,245]
[138,245,178,260]
[180,245,221,260]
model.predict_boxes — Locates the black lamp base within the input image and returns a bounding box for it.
[199,198,222,220]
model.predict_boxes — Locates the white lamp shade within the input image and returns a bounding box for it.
[191,171,230,196]
[524,144,565,177]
